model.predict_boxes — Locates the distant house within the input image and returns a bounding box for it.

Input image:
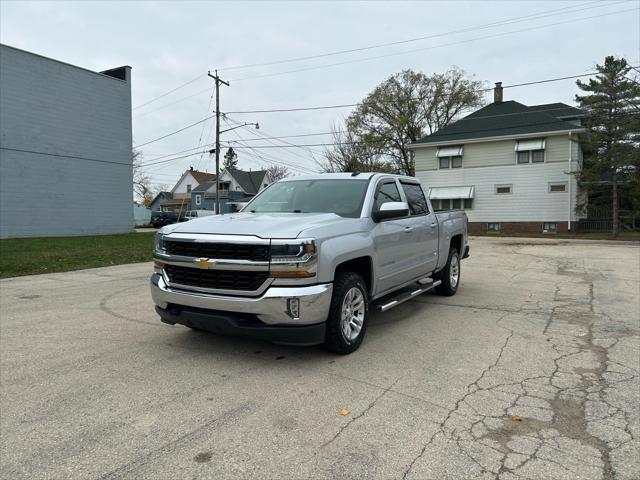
[158,167,216,214]
[410,82,586,234]
[148,191,172,212]
[191,168,271,213]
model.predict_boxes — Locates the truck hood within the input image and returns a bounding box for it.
[161,212,354,239]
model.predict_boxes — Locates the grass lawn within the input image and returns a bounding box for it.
[0,233,155,279]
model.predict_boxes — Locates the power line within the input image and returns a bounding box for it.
[139,150,210,168]
[217,1,605,73]
[223,74,594,115]
[194,87,217,171]
[134,67,631,150]
[1,146,131,166]
[224,116,323,161]
[133,74,205,110]
[130,2,624,117]
[226,103,358,114]
[136,115,213,147]
[134,86,213,118]
[225,117,315,172]
[225,130,337,142]
[229,6,636,82]
[224,117,601,149]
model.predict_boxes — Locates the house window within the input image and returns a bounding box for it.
[187,184,192,192]
[549,182,567,193]
[195,194,202,206]
[543,222,557,233]
[487,223,500,232]
[495,184,512,195]
[517,151,530,164]
[432,198,472,211]
[439,156,463,169]
[532,150,545,163]
[517,149,545,164]
[515,139,546,164]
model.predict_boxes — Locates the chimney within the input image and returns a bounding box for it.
[494,82,503,103]
[189,166,194,171]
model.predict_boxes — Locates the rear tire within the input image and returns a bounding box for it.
[324,272,369,354]
[434,248,460,296]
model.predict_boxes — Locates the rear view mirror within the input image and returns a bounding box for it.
[372,201,409,222]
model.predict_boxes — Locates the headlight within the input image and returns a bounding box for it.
[154,232,165,253]
[270,240,316,263]
[270,240,317,278]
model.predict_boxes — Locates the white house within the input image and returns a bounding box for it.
[410,83,586,234]
[191,167,271,214]
[153,167,217,213]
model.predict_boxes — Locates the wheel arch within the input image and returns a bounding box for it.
[334,256,373,296]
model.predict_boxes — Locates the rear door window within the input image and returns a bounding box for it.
[400,182,429,216]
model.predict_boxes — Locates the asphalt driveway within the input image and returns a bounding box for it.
[1,237,638,479]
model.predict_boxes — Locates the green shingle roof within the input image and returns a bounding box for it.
[411,101,583,146]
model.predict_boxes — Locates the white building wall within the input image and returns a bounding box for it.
[416,161,580,223]
[0,45,132,238]
[172,172,199,198]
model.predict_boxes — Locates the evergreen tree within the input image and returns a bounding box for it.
[576,56,640,236]
[223,147,238,170]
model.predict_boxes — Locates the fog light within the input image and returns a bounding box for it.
[287,298,300,319]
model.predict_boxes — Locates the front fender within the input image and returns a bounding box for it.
[316,232,374,284]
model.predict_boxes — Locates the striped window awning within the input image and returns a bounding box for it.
[436,145,464,157]
[428,186,475,199]
[515,138,546,151]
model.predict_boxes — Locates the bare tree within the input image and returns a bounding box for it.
[264,164,291,182]
[319,123,393,173]
[346,67,485,175]
[133,148,153,202]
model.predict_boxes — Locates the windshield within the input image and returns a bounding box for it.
[246,179,369,218]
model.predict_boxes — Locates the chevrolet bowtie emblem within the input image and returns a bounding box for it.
[195,258,211,269]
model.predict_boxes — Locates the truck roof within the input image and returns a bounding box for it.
[279,172,418,182]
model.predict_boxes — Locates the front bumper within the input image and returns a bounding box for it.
[151,272,332,333]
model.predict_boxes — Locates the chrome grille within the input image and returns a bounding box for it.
[165,265,269,291]
[164,240,269,261]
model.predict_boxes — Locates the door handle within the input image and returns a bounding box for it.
[404,226,414,233]
[430,223,437,228]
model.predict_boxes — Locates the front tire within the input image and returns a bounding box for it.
[324,272,369,354]
[434,248,460,296]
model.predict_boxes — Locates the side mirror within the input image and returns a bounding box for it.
[372,201,410,222]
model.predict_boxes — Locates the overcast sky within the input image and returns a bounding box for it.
[1,0,638,188]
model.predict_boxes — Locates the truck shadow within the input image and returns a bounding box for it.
[159,294,435,362]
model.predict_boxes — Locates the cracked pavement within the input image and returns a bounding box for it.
[1,237,638,479]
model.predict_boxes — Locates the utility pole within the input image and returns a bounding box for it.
[207,70,229,215]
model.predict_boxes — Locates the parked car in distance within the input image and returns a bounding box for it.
[150,210,183,228]
[151,173,469,354]
[184,210,215,221]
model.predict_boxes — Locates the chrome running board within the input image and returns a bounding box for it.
[374,279,441,312]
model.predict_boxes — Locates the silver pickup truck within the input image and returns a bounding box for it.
[151,173,468,354]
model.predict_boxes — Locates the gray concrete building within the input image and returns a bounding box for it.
[0,44,133,238]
